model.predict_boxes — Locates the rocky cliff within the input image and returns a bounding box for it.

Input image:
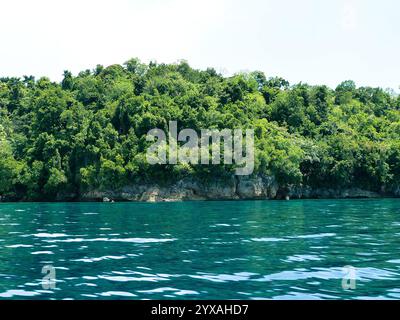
[78,175,395,202]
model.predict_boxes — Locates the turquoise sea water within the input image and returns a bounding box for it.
[0,200,400,300]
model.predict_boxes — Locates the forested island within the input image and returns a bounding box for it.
[1,59,400,201]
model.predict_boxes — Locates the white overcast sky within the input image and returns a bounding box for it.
[0,0,399,89]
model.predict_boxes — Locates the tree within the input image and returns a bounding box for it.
[0,126,21,195]
[0,59,399,200]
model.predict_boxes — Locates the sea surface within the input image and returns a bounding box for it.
[0,200,400,300]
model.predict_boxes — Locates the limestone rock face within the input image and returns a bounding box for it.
[199,177,238,200]
[236,176,278,199]
[78,175,392,202]
[237,176,264,199]
[392,186,400,197]
[287,186,381,199]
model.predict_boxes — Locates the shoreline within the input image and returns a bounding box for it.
[2,176,399,203]
[1,197,399,204]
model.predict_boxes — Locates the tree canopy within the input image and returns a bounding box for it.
[0,59,399,200]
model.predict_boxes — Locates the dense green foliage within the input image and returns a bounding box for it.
[0,59,399,200]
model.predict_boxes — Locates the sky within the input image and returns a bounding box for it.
[0,0,399,90]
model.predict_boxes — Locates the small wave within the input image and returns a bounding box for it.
[109,238,177,243]
[210,224,231,227]
[73,256,126,263]
[285,255,323,262]
[33,233,68,238]
[294,233,336,239]
[99,291,137,297]
[251,237,288,242]
[0,290,41,298]
[82,276,97,280]
[31,251,54,255]
[75,283,97,287]
[254,267,399,282]
[254,269,343,282]
[138,287,199,296]
[98,275,168,282]
[190,273,254,283]
[388,259,400,264]
[357,267,400,281]
[5,244,33,248]
[272,292,338,300]
[43,237,176,244]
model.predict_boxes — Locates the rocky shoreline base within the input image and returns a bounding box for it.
[78,176,399,202]
[2,176,399,202]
